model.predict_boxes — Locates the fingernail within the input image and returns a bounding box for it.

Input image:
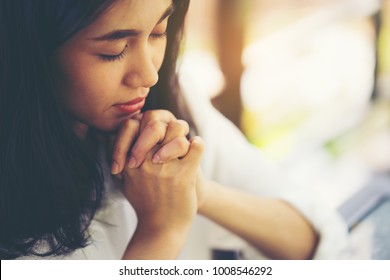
[111,162,120,174]
[128,157,137,168]
[152,154,163,164]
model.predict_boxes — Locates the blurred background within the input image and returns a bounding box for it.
[179,0,390,259]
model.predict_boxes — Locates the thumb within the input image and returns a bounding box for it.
[180,136,204,169]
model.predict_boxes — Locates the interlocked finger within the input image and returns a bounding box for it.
[151,120,190,163]
[110,118,140,174]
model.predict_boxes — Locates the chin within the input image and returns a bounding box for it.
[95,123,121,134]
[90,114,137,134]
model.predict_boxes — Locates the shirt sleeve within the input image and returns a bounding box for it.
[180,82,350,259]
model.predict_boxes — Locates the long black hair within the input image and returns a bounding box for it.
[0,0,190,259]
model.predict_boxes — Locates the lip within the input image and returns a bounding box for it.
[114,97,146,115]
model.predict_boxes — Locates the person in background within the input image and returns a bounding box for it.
[0,0,347,260]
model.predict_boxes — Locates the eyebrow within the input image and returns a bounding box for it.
[91,2,175,41]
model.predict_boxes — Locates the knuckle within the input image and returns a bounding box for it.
[166,120,179,130]
[177,119,190,132]
[144,122,167,142]
[157,109,174,119]
[145,120,167,132]
[143,109,173,121]
[174,137,190,151]
[167,120,190,136]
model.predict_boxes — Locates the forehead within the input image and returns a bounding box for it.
[77,0,172,38]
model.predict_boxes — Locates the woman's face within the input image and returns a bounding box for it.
[56,0,173,135]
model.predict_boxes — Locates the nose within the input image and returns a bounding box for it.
[122,43,159,89]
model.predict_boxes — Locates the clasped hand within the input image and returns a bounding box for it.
[109,110,205,233]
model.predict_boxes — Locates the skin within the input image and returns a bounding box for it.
[56,0,319,259]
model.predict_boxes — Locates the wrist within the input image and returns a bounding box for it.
[122,222,191,260]
[137,219,192,239]
[197,180,220,216]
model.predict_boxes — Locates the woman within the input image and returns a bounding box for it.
[0,0,347,259]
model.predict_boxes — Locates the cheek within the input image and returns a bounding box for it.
[57,55,121,108]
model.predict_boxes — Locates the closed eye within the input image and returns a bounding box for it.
[99,45,128,62]
[149,31,167,40]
